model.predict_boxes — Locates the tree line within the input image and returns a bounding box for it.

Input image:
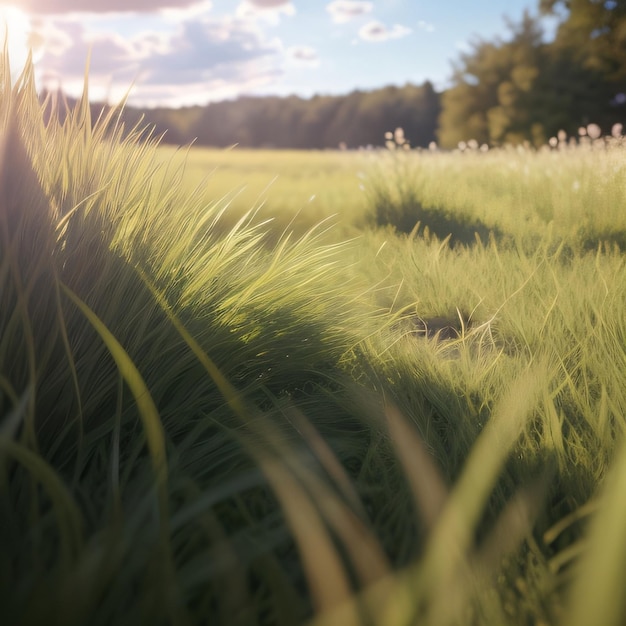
[116,82,441,150]
[53,0,626,150]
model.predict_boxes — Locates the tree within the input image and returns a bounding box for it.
[438,2,626,147]
[438,12,545,147]
[540,0,626,128]
[116,83,440,150]
[541,0,626,79]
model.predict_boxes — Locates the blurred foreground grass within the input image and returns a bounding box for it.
[2,55,626,626]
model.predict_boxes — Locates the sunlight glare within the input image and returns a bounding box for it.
[0,5,33,76]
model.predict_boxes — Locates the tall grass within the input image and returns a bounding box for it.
[362,139,626,251]
[2,53,626,626]
[0,57,376,625]
[169,132,626,252]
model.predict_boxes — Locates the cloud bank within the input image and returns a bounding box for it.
[236,0,296,23]
[21,0,206,14]
[246,0,292,7]
[18,0,417,108]
[35,13,285,106]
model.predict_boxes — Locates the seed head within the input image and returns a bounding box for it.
[587,123,602,140]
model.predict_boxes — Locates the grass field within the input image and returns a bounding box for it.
[3,57,626,626]
[154,145,372,241]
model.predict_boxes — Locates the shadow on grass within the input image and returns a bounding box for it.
[372,199,507,247]
[578,228,626,253]
[373,198,626,253]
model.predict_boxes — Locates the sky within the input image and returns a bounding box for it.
[0,0,561,108]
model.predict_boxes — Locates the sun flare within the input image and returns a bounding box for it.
[0,5,34,73]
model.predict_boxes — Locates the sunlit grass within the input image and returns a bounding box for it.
[175,136,626,252]
[155,145,371,241]
[360,141,626,251]
[3,53,626,626]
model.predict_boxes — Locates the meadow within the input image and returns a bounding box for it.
[2,57,626,626]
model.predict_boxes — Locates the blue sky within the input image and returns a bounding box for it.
[0,0,560,107]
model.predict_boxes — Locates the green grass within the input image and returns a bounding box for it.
[166,135,626,252]
[3,55,626,626]
[361,143,626,251]
[154,145,371,241]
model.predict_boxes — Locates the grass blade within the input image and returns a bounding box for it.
[60,283,168,494]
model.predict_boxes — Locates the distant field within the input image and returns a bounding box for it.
[160,138,626,250]
[156,145,372,238]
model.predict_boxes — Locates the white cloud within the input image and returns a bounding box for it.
[127,63,282,107]
[326,0,373,24]
[287,45,319,67]
[359,21,411,42]
[29,19,72,61]
[34,15,285,106]
[21,0,207,15]
[246,0,292,7]
[158,1,213,22]
[236,0,295,24]
[139,19,282,85]
[417,20,435,33]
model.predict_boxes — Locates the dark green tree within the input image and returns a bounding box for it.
[439,1,626,147]
[541,0,626,81]
[118,83,440,150]
[438,12,546,147]
[539,0,626,130]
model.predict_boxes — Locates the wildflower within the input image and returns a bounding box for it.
[458,140,467,151]
[611,123,623,138]
[428,141,438,151]
[467,138,479,151]
[548,137,558,148]
[578,126,587,137]
[587,123,602,139]
[557,129,567,142]
[384,128,409,150]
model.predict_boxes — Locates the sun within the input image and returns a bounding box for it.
[0,4,34,74]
